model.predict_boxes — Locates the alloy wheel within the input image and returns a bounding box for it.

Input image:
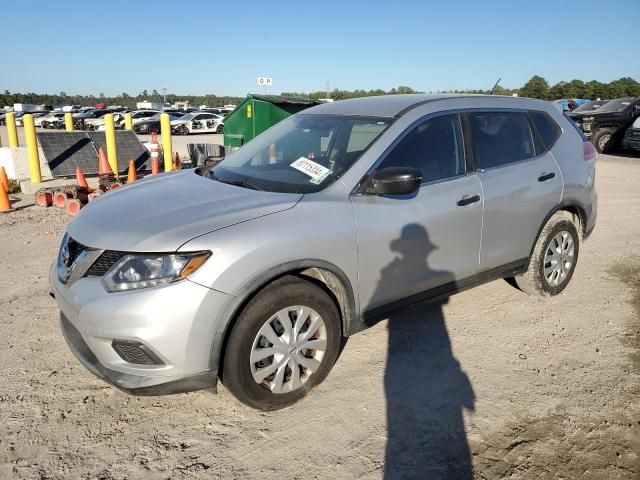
[598,134,611,152]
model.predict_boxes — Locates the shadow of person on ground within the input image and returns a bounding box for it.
[369,224,476,479]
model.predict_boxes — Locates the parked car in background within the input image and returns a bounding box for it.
[566,100,610,130]
[73,109,113,130]
[50,94,597,410]
[171,112,224,134]
[132,112,185,134]
[38,112,67,128]
[91,113,126,131]
[15,112,48,126]
[581,97,640,152]
[622,116,640,154]
[555,99,590,112]
[129,110,161,125]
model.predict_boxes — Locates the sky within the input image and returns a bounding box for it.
[1,0,638,97]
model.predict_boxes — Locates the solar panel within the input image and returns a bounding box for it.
[88,131,150,173]
[38,132,98,177]
[38,131,151,177]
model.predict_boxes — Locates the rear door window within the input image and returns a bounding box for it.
[469,112,535,169]
[529,111,561,151]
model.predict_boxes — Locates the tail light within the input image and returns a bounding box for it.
[583,141,597,162]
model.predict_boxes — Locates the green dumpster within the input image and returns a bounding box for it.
[223,94,321,152]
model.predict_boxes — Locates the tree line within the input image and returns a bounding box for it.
[0,89,245,109]
[288,77,640,101]
[2,77,638,108]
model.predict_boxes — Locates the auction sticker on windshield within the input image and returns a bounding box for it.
[290,157,331,184]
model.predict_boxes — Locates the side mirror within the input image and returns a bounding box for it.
[368,167,422,195]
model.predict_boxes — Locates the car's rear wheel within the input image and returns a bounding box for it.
[216,124,224,134]
[221,275,341,410]
[592,127,616,153]
[512,210,580,296]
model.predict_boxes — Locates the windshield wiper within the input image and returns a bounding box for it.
[207,172,263,191]
[221,179,264,191]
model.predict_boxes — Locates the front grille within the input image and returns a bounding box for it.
[85,250,127,276]
[112,340,164,365]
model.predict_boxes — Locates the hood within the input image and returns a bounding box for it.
[67,170,302,251]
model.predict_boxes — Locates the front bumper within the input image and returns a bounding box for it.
[622,134,640,151]
[50,264,234,395]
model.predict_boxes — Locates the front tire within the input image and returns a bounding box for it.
[221,275,341,410]
[513,211,580,296]
[592,127,616,153]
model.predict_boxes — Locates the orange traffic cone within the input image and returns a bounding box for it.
[75,166,89,189]
[150,133,160,173]
[98,147,112,176]
[0,166,10,192]
[0,184,12,212]
[127,160,137,183]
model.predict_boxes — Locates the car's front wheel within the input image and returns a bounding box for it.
[592,127,617,153]
[221,275,342,410]
[512,210,580,296]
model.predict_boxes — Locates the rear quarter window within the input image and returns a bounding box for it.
[529,111,561,151]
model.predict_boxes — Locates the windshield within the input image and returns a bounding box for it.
[573,100,606,112]
[208,114,391,193]
[177,113,195,121]
[595,97,636,113]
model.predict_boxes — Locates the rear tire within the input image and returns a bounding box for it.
[221,275,342,410]
[512,211,580,296]
[592,127,616,153]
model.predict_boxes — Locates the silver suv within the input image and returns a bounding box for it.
[50,95,597,410]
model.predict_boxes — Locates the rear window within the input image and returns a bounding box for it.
[529,111,561,151]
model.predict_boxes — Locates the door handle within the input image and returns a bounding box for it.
[456,194,481,207]
[538,172,556,182]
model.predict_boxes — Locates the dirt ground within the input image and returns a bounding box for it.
[1,154,639,479]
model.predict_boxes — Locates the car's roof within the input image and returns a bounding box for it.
[302,94,550,118]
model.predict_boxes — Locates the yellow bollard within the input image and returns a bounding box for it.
[160,113,173,172]
[6,112,19,147]
[124,113,133,130]
[65,112,74,132]
[23,114,42,184]
[104,114,119,179]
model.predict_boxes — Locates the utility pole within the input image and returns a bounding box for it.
[162,87,167,105]
[326,81,331,99]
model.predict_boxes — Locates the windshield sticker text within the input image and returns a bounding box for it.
[290,157,331,184]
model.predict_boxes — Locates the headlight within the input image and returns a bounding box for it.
[102,252,210,292]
